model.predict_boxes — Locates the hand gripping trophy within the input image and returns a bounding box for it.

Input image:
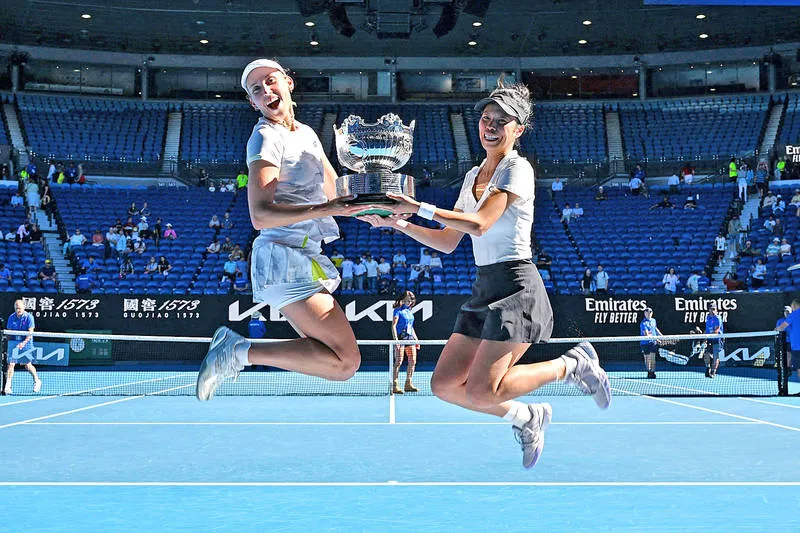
[334,113,416,216]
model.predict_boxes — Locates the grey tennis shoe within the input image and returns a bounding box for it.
[514,402,552,469]
[196,326,247,401]
[563,342,612,409]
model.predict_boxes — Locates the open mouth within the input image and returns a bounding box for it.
[266,95,281,111]
[483,134,499,141]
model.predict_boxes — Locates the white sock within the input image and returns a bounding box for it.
[235,340,252,367]
[503,401,532,428]
[559,354,577,379]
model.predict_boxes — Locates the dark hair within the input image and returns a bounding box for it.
[393,290,416,308]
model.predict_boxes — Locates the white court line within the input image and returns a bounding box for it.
[610,387,800,433]
[0,481,798,488]
[389,393,395,424]
[0,383,194,430]
[0,374,188,408]
[23,421,760,426]
[739,397,800,410]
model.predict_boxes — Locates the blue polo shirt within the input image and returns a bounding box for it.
[640,317,658,350]
[7,311,35,344]
[394,306,415,339]
[777,317,792,350]
[783,309,800,351]
[706,312,724,347]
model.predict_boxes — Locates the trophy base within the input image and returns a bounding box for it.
[346,195,396,217]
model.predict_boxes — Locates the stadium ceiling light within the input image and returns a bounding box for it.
[215,94,222,98]
[196,20,205,25]
[696,14,706,19]
[305,21,315,27]
[468,40,477,46]
[582,20,592,26]
[81,13,91,19]
[632,92,638,97]
[566,93,573,96]
[472,21,482,27]
[699,33,708,39]
[792,81,798,86]
[578,39,587,45]
[199,39,209,44]
[570,75,577,79]
[709,87,716,91]
[310,37,319,46]
[73,68,80,72]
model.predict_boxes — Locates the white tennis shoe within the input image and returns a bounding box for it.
[33,379,42,393]
[513,402,552,469]
[196,327,247,401]
[563,342,612,409]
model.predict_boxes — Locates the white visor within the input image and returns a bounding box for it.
[241,59,286,92]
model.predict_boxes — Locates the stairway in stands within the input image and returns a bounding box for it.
[604,109,625,177]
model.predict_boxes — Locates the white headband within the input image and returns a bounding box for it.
[241,59,286,91]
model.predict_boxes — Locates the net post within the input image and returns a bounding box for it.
[1,328,5,394]
[388,341,395,396]
[778,331,789,396]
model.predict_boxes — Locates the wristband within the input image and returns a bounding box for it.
[395,219,409,228]
[417,202,437,220]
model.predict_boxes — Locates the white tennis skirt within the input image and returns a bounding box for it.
[251,235,341,310]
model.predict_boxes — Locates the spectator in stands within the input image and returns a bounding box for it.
[91,228,104,247]
[790,190,800,217]
[668,172,680,195]
[594,265,609,295]
[752,161,766,194]
[28,224,42,243]
[737,167,748,203]
[145,256,159,277]
[115,230,129,259]
[408,264,422,294]
[780,238,793,259]
[341,256,354,290]
[233,271,249,292]
[697,270,710,292]
[3,228,13,241]
[683,195,697,210]
[628,173,643,196]
[353,257,367,290]
[429,251,443,269]
[763,215,777,234]
[766,238,781,258]
[580,268,594,295]
[221,256,237,281]
[10,191,23,208]
[714,233,727,261]
[763,191,776,210]
[662,267,679,294]
[236,169,249,190]
[209,215,222,230]
[728,157,738,182]
[560,202,573,223]
[138,217,150,240]
[0,263,12,284]
[650,194,674,209]
[364,253,379,291]
[229,245,244,261]
[139,202,151,218]
[206,237,221,254]
[220,236,235,254]
[329,249,344,268]
[63,228,86,254]
[723,271,746,291]
[681,163,694,187]
[392,250,407,268]
[571,202,584,219]
[38,259,56,284]
[773,195,786,216]
[0,165,9,180]
[46,159,56,181]
[163,223,177,240]
[127,202,139,217]
[727,215,742,249]
[75,268,94,294]
[738,240,761,259]
[81,256,101,275]
[153,218,163,246]
[132,237,146,255]
[773,217,785,237]
[775,157,786,180]
[157,256,172,277]
[750,258,767,289]
[686,270,699,292]
[65,162,78,183]
[377,256,392,278]
[535,249,552,276]
[222,212,234,230]
[25,178,40,217]
[417,248,431,267]
[594,186,607,201]
[198,168,210,188]
[119,256,135,278]
[551,177,563,199]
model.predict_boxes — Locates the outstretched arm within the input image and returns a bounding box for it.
[247,160,363,230]
[358,214,465,254]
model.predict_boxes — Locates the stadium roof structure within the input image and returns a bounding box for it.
[0,0,798,58]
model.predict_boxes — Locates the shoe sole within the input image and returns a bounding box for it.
[524,403,552,469]
[196,326,230,401]
[577,342,612,410]
[33,382,42,393]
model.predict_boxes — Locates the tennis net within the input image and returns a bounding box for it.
[1,329,788,397]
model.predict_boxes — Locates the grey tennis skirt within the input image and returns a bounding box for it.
[453,259,554,343]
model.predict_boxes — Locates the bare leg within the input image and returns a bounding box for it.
[25,363,40,383]
[4,363,14,392]
[245,292,360,381]
[405,346,417,385]
[392,345,405,384]
[430,334,566,418]
[644,352,656,372]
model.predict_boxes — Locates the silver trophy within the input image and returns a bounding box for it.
[334,113,416,216]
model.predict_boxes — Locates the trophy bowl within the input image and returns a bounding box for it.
[334,113,416,216]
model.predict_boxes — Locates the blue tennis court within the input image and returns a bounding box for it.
[2,379,799,533]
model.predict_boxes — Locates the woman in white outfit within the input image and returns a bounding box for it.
[358,81,611,468]
[196,59,365,400]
